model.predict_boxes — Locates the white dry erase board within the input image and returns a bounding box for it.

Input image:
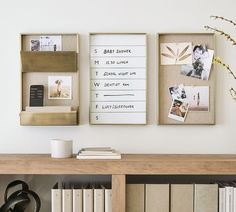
[89,33,147,124]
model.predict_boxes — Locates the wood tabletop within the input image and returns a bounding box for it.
[0,154,236,175]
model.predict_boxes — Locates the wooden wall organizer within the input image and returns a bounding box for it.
[20,33,80,126]
[157,33,216,125]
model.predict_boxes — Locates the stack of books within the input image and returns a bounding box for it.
[76,147,121,160]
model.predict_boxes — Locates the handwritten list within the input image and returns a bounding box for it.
[90,34,147,124]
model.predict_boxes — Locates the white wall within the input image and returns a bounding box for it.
[0,0,236,154]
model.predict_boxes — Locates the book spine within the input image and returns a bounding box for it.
[73,189,82,212]
[62,189,73,212]
[226,187,233,212]
[219,187,226,212]
[105,189,112,212]
[233,187,236,212]
[51,188,62,212]
[94,189,105,212]
[83,189,93,212]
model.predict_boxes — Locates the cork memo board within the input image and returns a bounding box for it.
[158,33,215,125]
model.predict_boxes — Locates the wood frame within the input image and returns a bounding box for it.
[89,33,148,125]
[0,154,236,212]
[20,33,80,126]
[157,33,216,125]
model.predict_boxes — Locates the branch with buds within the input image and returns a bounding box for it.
[206,15,236,101]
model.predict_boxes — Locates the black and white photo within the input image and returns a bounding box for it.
[181,45,214,81]
[30,39,40,51]
[169,84,187,100]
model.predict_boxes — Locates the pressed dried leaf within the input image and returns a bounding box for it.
[178,53,192,61]
[166,46,176,56]
[161,53,175,59]
[178,45,190,58]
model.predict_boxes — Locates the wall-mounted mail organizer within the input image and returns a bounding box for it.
[89,33,147,125]
[20,33,80,126]
[157,33,215,125]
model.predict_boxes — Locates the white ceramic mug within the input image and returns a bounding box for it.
[51,139,73,158]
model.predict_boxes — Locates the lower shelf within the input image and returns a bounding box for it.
[20,111,78,126]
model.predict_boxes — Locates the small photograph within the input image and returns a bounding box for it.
[168,99,189,122]
[169,84,187,100]
[185,86,209,111]
[40,36,62,51]
[181,45,214,80]
[30,39,40,51]
[48,76,72,99]
[160,42,193,65]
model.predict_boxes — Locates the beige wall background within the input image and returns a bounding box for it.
[0,0,236,154]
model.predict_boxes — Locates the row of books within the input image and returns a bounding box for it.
[51,183,112,212]
[127,183,218,212]
[76,147,121,160]
[219,182,236,212]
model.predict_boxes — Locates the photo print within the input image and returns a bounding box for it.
[185,86,209,111]
[168,99,189,122]
[40,36,62,51]
[160,42,193,65]
[48,76,72,99]
[169,84,186,101]
[30,39,40,51]
[181,45,214,80]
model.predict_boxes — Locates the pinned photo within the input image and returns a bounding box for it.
[169,84,187,101]
[48,76,72,99]
[181,45,214,80]
[30,39,40,51]
[168,99,189,122]
[185,86,209,111]
[160,42,193,65]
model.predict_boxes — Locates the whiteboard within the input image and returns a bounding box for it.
[90,33,147,124]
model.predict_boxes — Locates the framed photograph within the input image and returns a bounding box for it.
[48,76,72,99]
[181,45,214,81]
[185,86,209,111]
[168,99,189,122]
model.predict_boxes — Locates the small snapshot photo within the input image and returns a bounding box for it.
[168,99,189,122]
[181,45,214,81]
[30,39,40,51]
[185,86,209,111]
[160,42,193,65]
[40,36,62,51]
[169,84,187,100]
[48,76,72,99]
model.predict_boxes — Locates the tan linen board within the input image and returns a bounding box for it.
[157,33,215,125]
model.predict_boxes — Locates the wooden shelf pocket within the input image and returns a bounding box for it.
[20,111,78,126]
[21,51,77,72]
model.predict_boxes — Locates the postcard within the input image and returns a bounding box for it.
[168,99,189,122]
[160,42,193,65]
[40,36,62,51]
[48,76,72,99]
[184,86,209,111]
